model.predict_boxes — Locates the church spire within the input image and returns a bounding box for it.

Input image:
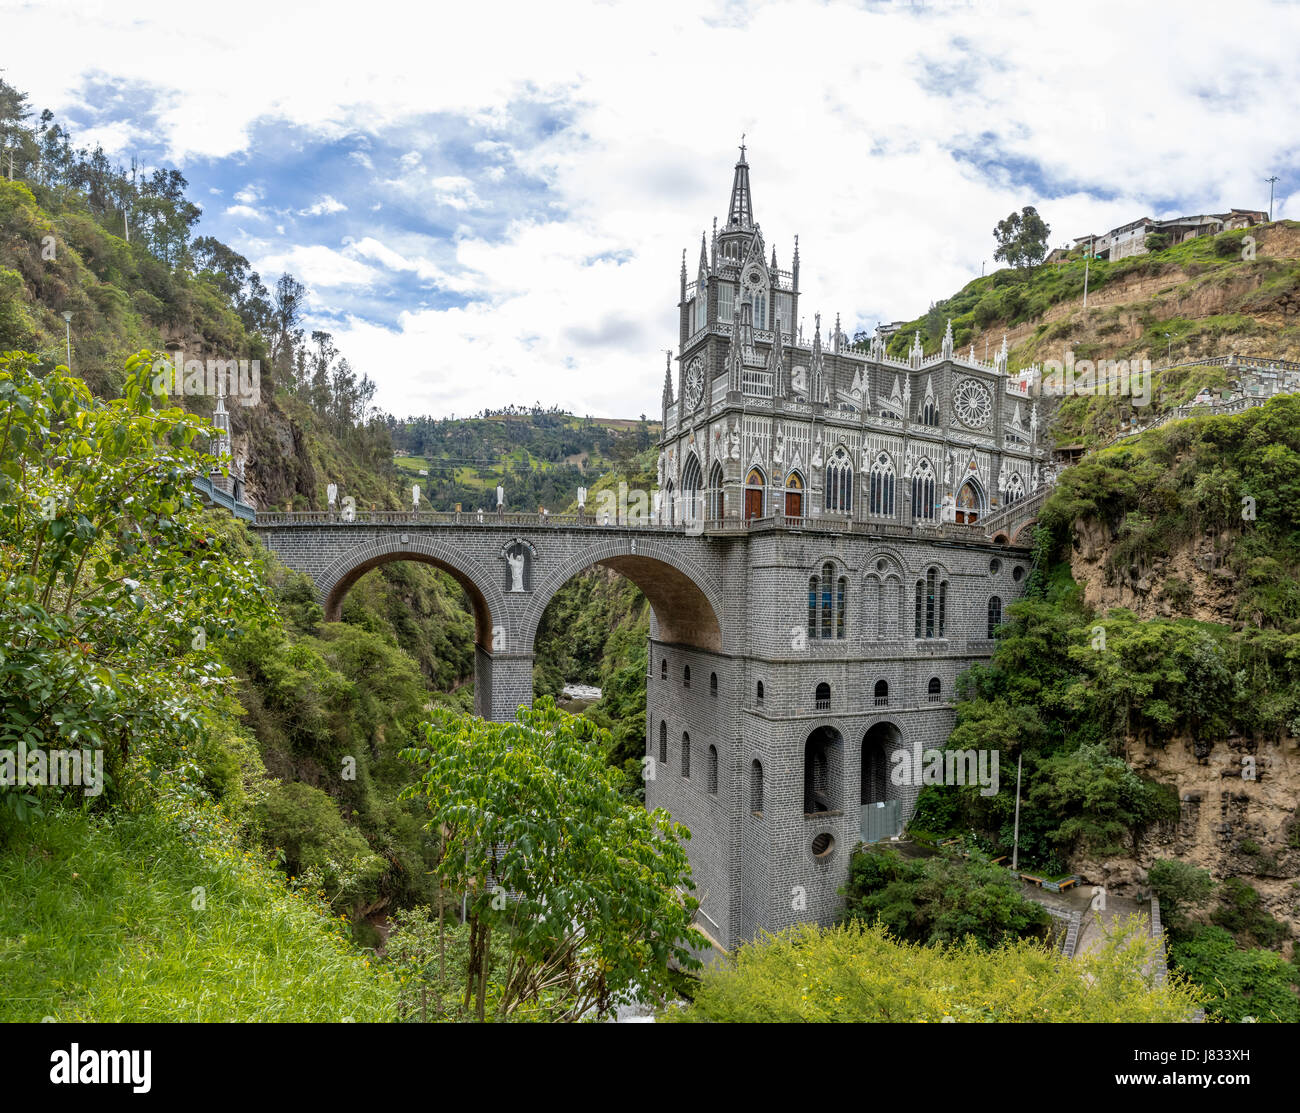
[698,232,708,273]
[211,377,231,463]
[662,351,674,406]
[726,138,754,229]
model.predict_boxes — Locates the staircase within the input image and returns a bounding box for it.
[981,485,1050,543]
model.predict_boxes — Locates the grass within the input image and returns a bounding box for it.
[0,804,398,1022]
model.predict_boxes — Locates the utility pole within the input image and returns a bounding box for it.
[124,206,130,243]
[62,311,72,368]
[1265,175,1279,221]
[1082,236,1093,310]
[1011,749,1023,871]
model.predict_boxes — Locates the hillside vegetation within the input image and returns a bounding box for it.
[885,221,1300,446]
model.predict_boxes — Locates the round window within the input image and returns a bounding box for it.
[1012,566,1026,582]
[811,833,835,858]
[989,558,1002,574]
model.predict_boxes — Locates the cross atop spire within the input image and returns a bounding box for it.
[727,142,754,230]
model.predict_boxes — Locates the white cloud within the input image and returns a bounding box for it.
[224,204,265,221]
[298,194,348,216]
[7,0,1298,416]
[254,244,381,289]
[430,176,486,211]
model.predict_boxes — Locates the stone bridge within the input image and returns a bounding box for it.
[250,503,1044,723]
[253,510,729,720]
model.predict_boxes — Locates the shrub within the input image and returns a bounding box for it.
[668,920,1202,1023]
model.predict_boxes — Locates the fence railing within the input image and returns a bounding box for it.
[251,507,1033,546]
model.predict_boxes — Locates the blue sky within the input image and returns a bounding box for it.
[4,0,1298,418]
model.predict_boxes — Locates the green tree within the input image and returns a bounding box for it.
[842,846,1052,949]
[993,206,1051,270]
[1147,859,1215,937]
[0,352,272,816]
[399,698,703,1021]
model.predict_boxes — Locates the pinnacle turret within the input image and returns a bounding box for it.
[726,140,754,229]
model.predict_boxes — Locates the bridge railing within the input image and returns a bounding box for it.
[251,508,1033,547]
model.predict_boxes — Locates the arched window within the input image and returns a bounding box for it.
[681,455,703,525]
[659,720,668,765]
[695,283,708,333]
[707,460,725,520]
[756,680,765,707]
[869,452,896,517]
[922,396,940,426]
[927,676,941,702]
[821,562,834,639]
[824,447,853,513]
[987,595,1002,639]
[815,681,830,710]
[1004,472,1025,504]
[683,665,691,689]
[660,658,667,680]
[874,679,889,707]
[915,566,948,638]
[750,288,767,330]
[662,479,675,526]
[745,467,765,521]
[911,458,936,522]
[707,745,719,794]
[710,672,718,697]
[681,733,691,778]
[808,561,846,639]
[751,759,764,814]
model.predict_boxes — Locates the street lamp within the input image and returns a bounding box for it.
[61,311,72,368]
[1163,332,1173,363]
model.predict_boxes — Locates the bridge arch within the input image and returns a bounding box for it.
[315,534,502,650]
[522,536,726,655]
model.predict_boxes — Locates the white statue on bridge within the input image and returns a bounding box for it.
[327,482,337,507]
[506,548,527,592]
[496,485,505,508]
[412,484,421,510]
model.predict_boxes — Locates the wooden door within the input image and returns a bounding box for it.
[785,490,803,518]
[745,487,763,520]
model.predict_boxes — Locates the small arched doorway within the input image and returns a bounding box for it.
[803,725,843,815]
[955,477,985,525]
[745,467,766,521]
[784,471,804,519]
[861,721,907,842]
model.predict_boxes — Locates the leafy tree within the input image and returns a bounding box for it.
[993,205,1051,270]
[399,698,702,1020]
[1210,877,1291,948]
[1170,926,1299,1022]
[0,352,272,816]
[842,846,1051,949]
[1147,858,1215,937]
